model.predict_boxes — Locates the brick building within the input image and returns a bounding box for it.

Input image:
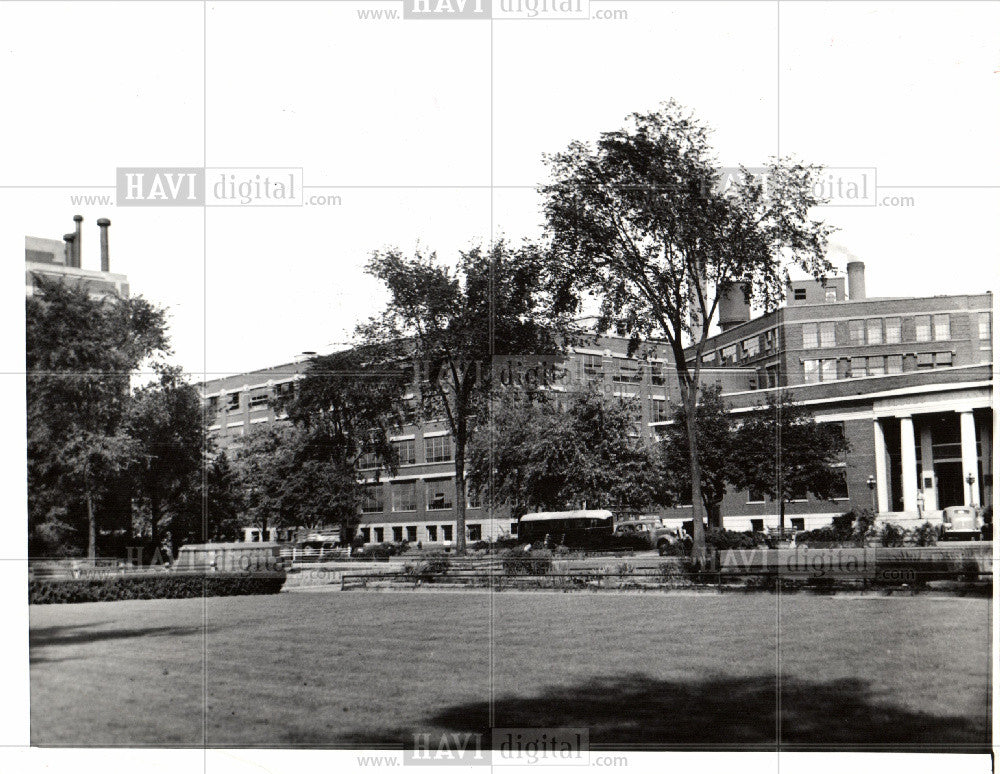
[199,261,993,542]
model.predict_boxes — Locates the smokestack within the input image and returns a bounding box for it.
[72,215,83,268]
[97,218,111,271]
[718,281,751,332]
[62,233,75,265]
[847,261,866,300]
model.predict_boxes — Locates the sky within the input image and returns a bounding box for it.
[3,0,999,382]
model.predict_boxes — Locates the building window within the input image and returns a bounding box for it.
[360,528,371,543]
[866,319,882,345]
[361,484,383,513]
[405,525,418,542]
[394,438,416,465]
[426,479,453,510]
[819,322,836,348]
[935,351,953,367]
[467,524,482,541]
[850,356,867,377]
[916,352,934,369]
[248,389,270,409]
[867,356,885,377]
[803,359,820,383]
[392,526,403,542]
[391,482,416,512]
[849,320,864,345]
[790,518,806,531]
[613,360,642,383]
[933,314,950,341]
[721,345,737,365]
[424,435,452,463]
[885,317,902,344]
[824,288,837,303]
[915,315,931,342]
[373,527,384,543]
[821,359,837,382]
[358,451,379,470]
[650,362,665,386]
[742,337,760,358]
[979,312,992,340]
[207,395,220,411]
[583,354,603,377]
[802,323,818,349]
[427,525,438,541]
[887,354,903,374]
[793,288,807,301]
[747,487,766,504]
[651,398,670,423]
[226,392,240,411]
[750,519,765,532]
[442,525,453,542]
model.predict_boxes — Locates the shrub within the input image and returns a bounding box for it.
[797,527,840,547]
[29,571,286,605]
[880,524,905,547]
[502,549,552,576]
[913,521,939,547]
[403,555,452,580]
[704,528,759,551]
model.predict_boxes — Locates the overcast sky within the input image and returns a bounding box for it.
[4,0,999,381]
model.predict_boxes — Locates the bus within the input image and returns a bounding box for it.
[517,510,615,548]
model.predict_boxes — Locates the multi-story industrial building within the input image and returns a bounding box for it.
[199,260,993,543]
[25,216,128,299]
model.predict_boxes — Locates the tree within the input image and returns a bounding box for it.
[281,347,411,539]
[728,391,850,536]
[540,100,834,556]
[169,451,245,549]
[468,387,665,516]
[361,241,558,552]
[658,384,735,528]
[26,277,169,558]
[127,366,206,550]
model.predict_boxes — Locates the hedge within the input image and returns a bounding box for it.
[29,571,286,605]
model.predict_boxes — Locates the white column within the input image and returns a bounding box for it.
[899,415,919,513]
[919,424,937,511]
[873,419,890,513]
[978,419,992,496]
[960,410,979,506]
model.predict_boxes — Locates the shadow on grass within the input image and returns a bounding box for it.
[30,623,206,662]
[404,673,988,752]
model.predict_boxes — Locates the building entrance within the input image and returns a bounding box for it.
[934,461,964,509]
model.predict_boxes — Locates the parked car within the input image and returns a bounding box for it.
[939,506,984,541]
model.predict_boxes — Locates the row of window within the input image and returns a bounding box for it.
[802,351,954,382]
[207,381,295,413]
[358,435,452,470]
[361,478,480,514]
[713,329,779,366]
[802,312,990,350]
[582,354,668,385]
[358,523,484,544]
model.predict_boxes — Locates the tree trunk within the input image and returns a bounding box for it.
[779,498,786,538]
[454,435,467,554]
[86,490,96,560]
[682,385,706,562]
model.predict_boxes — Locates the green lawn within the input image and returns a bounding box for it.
[29,590,991,750]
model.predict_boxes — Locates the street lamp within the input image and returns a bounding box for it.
[866,475,877,513]
[966,473,977,506]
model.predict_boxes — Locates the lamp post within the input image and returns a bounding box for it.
[867,475,877,513]
[966,473,977,507]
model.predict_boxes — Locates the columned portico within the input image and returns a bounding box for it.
[918,424,937,512]
[899,414,919,513]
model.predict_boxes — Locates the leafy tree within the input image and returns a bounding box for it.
[361,241,559,552]
[26,277,169,558]
[658,384,735,529]
[169,451,245,549]
[468,387,665,516]
[728,391,850,536]
[540,100,834,555]
[127,366,205,550]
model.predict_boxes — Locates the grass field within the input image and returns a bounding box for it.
[29,590,991,750]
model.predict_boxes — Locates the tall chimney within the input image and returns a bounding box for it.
[846,261,866,300]
[97,218,111,271]
[72,215,83,268]
[63,233,76,265]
